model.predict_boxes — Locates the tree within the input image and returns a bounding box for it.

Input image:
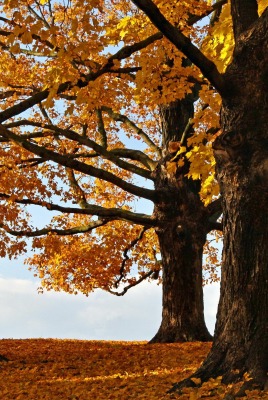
[131,0,268,395]
[0,0,222,343]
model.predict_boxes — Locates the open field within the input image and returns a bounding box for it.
[0,340,266,399]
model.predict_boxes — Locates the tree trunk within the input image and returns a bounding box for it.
[150,96,212,343]
[171,9,268,392]
[151,194,212,342]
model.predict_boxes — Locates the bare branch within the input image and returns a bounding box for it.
[27,4,50,29]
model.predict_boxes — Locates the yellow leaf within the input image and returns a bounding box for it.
[191,377,201,385]
[9,43,20,54]
[21,31,32,45]
[166,161,177,176]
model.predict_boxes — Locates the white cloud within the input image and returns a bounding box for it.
[0,278,161,340]
[0,277,220,340]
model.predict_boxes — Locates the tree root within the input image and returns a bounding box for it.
[168,371,268,398]
[167,376,199,394]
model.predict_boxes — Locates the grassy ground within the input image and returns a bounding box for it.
[0,339,266,399]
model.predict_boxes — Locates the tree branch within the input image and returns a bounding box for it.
[0,219,110,237]
[4,119,158,170]
[0,90,22,100]
[0,193,157,227]
[65,168,90,209]
[188,0,228,26]
[115,227,148,288]
[206,197,222,218]
[208,221,223,232]
[0,1,227,123]
[110,148,157,171]
[0,34,161,123]
[5,120,154,180]
[107,270,156,296]
[95,108,107,149]
[231,0,259,39]
[206,197,223,233]
[101,106,162,157]
[0,125,156,201]
[131,0,226,95]
[210,0,226,26]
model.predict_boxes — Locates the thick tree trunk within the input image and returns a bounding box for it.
[171,8,268,393]
[150,96,212,343]
[151,199,212,342]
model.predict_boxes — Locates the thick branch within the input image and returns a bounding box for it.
[206,197,223,233]
[4,119,158,170]
[110,148,157,171]
[5,121,154,180]
[231,0,259,39]
[208,221,223,232]
[131,0,226,94]
[0,193,157,227]
[0,125,156,201]
[206,197,222,218]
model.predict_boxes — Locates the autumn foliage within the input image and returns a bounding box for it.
[0,339,266,399]
[0,0,227,295]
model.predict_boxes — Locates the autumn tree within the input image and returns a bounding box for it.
[129,0,268,395]
[0,0,223,344]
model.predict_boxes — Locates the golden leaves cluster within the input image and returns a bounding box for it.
[0,0,242,291]
[28,222,159,295]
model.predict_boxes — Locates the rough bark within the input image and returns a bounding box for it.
[171,7,268,394]
[151,164,212,342]
[150,95,212,343]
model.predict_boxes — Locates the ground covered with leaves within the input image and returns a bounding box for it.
[0,339,266,399]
